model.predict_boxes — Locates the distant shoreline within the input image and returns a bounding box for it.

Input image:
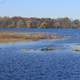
[0,17,80,28]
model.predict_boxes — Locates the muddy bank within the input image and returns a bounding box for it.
[0,31,63,43]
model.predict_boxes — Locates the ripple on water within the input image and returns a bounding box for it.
[0,29,80,80]
[0,48,80,80]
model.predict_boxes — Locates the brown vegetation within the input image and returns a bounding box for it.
[0,31,63,42]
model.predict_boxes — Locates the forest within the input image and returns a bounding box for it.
[0,17,80,28]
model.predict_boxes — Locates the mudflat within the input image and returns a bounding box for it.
[0,31,63,43]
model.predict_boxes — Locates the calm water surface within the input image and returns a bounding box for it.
[0,28,80,80]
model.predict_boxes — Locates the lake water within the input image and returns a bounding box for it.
[0,28,80,80]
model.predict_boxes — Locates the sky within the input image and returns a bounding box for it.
[0,0,80,19]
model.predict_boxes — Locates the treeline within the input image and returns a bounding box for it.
[0,16,80,28]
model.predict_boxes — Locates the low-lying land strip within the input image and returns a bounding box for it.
[0,31,63,43]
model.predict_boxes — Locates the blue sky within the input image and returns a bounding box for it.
[0,0,80,19]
